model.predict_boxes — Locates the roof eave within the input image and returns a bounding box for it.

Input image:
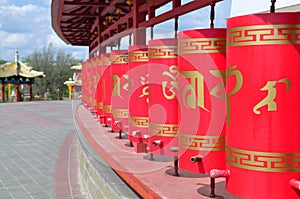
[51,0,71,45]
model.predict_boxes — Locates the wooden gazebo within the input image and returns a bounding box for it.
[0,50,45,102]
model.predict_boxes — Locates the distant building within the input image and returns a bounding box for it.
[64,64,82,100]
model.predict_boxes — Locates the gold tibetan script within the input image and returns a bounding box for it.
[122,74,129,92]
[112,75,121,97]
[226,65,243,124]
[139,74,149,103]
[209,70,226,100]
[112,74,129,98]
[182,71,208,111]
[253,78,291,114]
[162,65,179,100]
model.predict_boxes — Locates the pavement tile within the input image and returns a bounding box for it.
[0,101,83,199]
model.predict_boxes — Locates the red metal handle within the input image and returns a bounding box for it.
[210,169,230,178]
[290,178,300,190]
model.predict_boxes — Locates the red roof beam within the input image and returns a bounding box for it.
[64,2,109,7]
[139,0,223,28]
[138,0,170,13]
[100,12,133,40]
[61,21,94,25]
[62,13,98,17]
[101,0,126,17]
[61,28,90,31]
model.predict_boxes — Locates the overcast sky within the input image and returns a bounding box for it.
[0,0,298,61]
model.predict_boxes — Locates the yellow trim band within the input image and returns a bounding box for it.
[103,105,112,113]
[149,123,178,137]
[179,38,226,54]
[149,46,177,58]
[226,146,300,172]
[227,24,300,47]
[112,108,128,118]
[179,133,225,151]
[128,51,148,62]
[129,116,149,128]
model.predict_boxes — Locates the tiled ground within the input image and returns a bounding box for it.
[0,101,82,199]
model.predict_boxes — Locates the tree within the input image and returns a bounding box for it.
[0,59,6,65]
[25,43,82,98]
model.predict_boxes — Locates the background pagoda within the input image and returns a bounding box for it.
[0,50,45,102]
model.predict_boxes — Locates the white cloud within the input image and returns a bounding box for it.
[70,48,89,61]
[2,32,34,47]
[46,33,67,48]
[230,0,299,16]
[0,2,87,61]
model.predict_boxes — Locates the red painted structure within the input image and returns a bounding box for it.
[225,13,300,199]
[51,0,221,57]
[51,0,300,198]
[101,53,112,125]
[127,45,149,149]
[91,56,98,109]
[95,55,104,120]
[110,50,128,132]
[148,38,179,156]
[81,60,87,105]
[178,28,226,174]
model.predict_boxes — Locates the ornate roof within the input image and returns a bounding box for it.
[0,50,45,83]
[0,61,45,79]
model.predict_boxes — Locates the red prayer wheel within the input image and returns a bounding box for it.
[110,50,128,132]
[86,59,93,108]
[128,45,149,145]
[81,60,87,106]
[226,13,300,199]
[101,53,112,125]
[178,28,227,174]
[148,38,179,156]
[90,56,97,109]
[95,55,104,120]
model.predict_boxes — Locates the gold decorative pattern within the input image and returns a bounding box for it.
[227,24,300,47]
[179,133,225,151]
[226,146,300,172]
[112,108,128,118]
[102,57,111,65]
[96,58,102,66]
[97,102,103,109]
[103,105,112,113]
[149,46,177,58]
[149,123,178,137]
[128,51,148,62]
[129,116,149,128]
[111,54,128,64]
[178,38,226,54]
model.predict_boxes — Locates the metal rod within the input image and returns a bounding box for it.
[129,33,132,46]
[150,26,154,40]
[210,1,215,29]
[270,0,276,13]
[210,177,216,198]
[174,156,179,176]
[150,153,154,161]
[174,17,178,38]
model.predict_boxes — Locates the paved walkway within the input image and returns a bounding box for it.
[76,104,241,199]
[0,101,83,199]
